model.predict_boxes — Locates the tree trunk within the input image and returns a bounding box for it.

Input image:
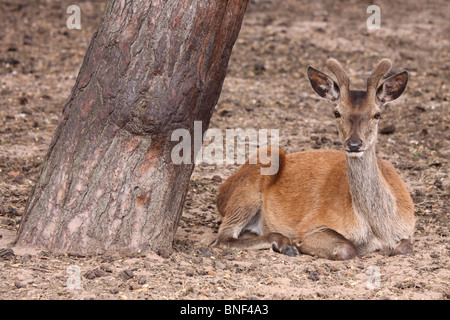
[15,0,249,256]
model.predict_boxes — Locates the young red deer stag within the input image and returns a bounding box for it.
[212,58,415,260]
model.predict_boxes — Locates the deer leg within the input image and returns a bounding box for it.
[390,238,413,256]
[212,229,299,257]
[298,226,357,260]
[212,205,299,257]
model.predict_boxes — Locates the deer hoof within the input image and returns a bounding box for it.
[390,239,413,256]
[272,243,299,257]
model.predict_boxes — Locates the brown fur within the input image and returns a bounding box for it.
[213,59,415,260]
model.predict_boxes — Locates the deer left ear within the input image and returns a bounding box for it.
[376,71,408,104]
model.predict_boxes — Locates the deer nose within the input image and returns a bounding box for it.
[346,138,362,152]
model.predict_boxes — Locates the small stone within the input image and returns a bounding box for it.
[254,62,266,75]
[100,263,114,273]
[415,190,425,197]
[110,288,119,294]
[14,281,26,289]
[379,124,395,135]
[333,140,342,146]
[307,271,320,281]
[83,270,97,280]
[433,179,443,189]
[219,109,232,117]
[118,269,134,280]
[0,248,15,260]
[137,276,148,285]
[214,261,226,270]
[128,281,141,291]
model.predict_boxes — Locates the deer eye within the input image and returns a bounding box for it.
[334,111,341,118]
[374,112,381,119]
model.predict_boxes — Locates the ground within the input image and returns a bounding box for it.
[0,0,448,300]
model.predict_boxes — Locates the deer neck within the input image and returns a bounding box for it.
[346,144,396,229]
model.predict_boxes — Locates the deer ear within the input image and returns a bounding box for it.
[307,66,340,104]
[376,71,408,104]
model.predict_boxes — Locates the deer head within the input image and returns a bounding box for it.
[307,58,408,158]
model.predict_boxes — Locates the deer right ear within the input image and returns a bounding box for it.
[307,66,340,104]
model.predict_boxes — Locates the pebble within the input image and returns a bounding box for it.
[214,261,226,270]
[379,124,396,135]
[307,271,320,281]
[14,281,27,289]
[118,269,134,280]
[109,288,119,295]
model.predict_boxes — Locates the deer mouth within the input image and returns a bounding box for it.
[346,150,364,158]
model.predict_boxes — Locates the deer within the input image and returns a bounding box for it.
[211,58,415,260]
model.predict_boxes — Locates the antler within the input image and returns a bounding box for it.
[367,58,392,95]
[326,58,350,93]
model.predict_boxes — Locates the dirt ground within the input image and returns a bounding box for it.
[0,0,448,300]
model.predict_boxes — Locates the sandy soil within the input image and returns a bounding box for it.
[0,0,449,300]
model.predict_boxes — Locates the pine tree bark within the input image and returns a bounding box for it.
[15,0,249,256]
